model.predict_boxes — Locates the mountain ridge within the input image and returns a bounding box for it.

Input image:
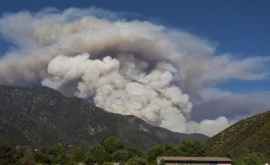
[207,111,270,161]
[0,85,207,149]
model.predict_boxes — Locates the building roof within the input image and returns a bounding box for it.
[158,156,232,163]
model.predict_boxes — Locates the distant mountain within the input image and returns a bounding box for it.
[207,111,270,161]
[0,85,206,149]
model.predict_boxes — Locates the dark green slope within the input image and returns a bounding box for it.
[0,85,206,149]
[207,111,270,161]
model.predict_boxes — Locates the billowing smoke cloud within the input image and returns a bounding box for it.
[0,8,269,136]
[42,53,192,133]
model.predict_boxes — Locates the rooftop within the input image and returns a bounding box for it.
[158,156,232,163]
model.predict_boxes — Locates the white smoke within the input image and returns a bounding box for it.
[42,53,192,133]
[0,8,269,136]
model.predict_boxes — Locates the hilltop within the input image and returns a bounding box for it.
[207,111,270,161]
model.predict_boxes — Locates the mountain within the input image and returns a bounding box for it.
[207,111,270,161]
[0,85,206,149]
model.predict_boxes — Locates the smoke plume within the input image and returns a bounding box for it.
[0,8,269,136]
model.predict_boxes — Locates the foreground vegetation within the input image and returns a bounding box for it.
[0,136,267,165]
[0,136,206,165]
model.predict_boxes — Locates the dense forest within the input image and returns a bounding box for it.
[0,136,267,165]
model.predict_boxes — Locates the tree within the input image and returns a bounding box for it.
[34,150,50,164]
[177,140,206,156]
[147,144,179,163]
[126,156,147,165]
[0,145,21,164]
[126,147,145,158]
[102,136,124,154]
[47,143,67,164]
[69,146,86,163]
[111,149,132,162]
[88,145,110,164]
[18,148,36,165]
[102,162,115,165]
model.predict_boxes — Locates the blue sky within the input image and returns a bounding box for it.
[0,0,269,93]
